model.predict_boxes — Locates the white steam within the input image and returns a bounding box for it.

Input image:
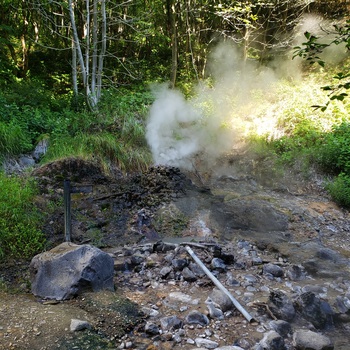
[146,86,202,169]
[146,42,284,170]
[146,15,347,170]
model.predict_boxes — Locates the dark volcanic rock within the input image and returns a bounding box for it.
[268,290,296,322]
[297,292,333,329]
[259,330,285,350]
[263,263,284,278]
[160,315,183,330]
[185,310,210,326]
[182,267,197,282]
[269,320,292,337]
[30,243,114,300]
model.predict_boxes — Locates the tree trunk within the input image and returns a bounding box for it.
[68,0,87,87]
[91,0,97,106]
[72,38,78,103]
[167,0,178,89]
[97,0,106,102]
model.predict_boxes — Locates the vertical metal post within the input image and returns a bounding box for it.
[64,179,71,242]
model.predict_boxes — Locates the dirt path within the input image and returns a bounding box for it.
[0,293,91,350]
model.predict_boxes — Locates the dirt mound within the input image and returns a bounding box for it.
[32,157,112,188]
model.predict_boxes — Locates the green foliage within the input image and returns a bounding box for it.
[247,67,350,208]
[265,116,350,208]
[326,173,350,208]
[315,122,350,175]
[0,80,75,159]
[0,80,153,174]
[154,204,189,237]
[44,131,151,173]
[294,20,350,109]
[0,121,31,158]
[40,87,154,172]
[0,173,45,260]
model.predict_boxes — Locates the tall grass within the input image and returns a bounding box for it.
[39,87,154,172]
[0,122,31,158]
[43,132,151,172]
[0,173,45,260]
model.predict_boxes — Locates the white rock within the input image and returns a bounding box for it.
[169,291,199,304]
[195,338,219,349]
[293,330,334,350]
[70,319,91,332]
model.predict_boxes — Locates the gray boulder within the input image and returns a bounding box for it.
[30,242,114,300]
[209,288,233,312]
[293,330,334,350]
[297,292,333,329]
[160,315,183,330]
[32,138,49,161]
[263,263,284,278]
[268,290,296,322]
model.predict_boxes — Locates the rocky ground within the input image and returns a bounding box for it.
[0,152,350,350]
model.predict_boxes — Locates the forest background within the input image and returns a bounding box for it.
[0,0,350,260]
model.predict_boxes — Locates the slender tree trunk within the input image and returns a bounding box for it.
[167,0,178,89]
[86,0,91,100]
[68,0,87,87]
[185,0,195,80]
[91,0,97,105]
[20,35,29,77]
[97,0,106,102]
[72,38,78,98]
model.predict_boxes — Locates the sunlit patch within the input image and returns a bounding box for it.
[146,39,350,170]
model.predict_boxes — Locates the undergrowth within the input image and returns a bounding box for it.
[0,83,153,173]
[246,63,350,208]
[0,173,45,260]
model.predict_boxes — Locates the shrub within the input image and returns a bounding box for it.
[326,173,350,208]
[0,173,45,260]
[315,122,350,175]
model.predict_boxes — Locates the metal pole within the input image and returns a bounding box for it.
[64,179,71,242]
[185,245,255,323]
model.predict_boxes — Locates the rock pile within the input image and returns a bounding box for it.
[102,239,350,349]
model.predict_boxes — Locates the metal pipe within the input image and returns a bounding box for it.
[64,179,71,242]
[185,245,255,323]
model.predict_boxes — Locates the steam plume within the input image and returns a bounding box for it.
[146,42,282,170]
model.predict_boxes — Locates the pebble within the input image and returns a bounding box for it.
[185,310,210,326]
[145,322,160,335]
[160,315,183,330]
[70,319,91,332]
[195,337,219,349]
[263,263,284,277]
[258,330,285,350]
